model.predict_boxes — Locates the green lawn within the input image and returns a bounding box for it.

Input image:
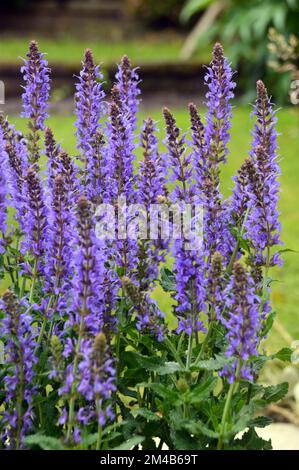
[0,36,211,65]
[6,104,299,352]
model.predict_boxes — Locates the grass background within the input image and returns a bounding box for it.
[5,103,299,352]
[0,37,211,65]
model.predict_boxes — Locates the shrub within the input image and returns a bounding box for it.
[0,41,289,450]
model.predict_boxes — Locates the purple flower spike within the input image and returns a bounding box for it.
[21,40,50,131]
[0,130,8,253]
[77,333,116,428]
[246,145,282,269]
[45,174,74,302]
[247,81,282,268]
[163,107,205,335]
[219,263,261,383]
[22,165,48,265]
[69,196,105,334]
[0,291,37,448]
[45,127,61,188]
[116,55,140,131]
[204,43,235,165]
[75,49,105,193]
[137,117,168,290]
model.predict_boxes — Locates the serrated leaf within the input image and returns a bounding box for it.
[123,350,162,371]
[231,404,254,435]
[134,408,161,422]
[138,382,180,402]
[261,382,289,404]
[159,267,176,292]
[194,354,231,371]
[24,434,65,450]
[274,347,292,362]
[260,311,276,338]
[113,435,145,450]
[183,420,219,439]
[187,376,217,405]
[156,361,184,375]
[249,415,273,428]
[233,428,272,450]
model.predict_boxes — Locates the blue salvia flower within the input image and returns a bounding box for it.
[220,263,261,384]
[77,333,116,430]
[204,43,235,165]
[4,134,28,233]
[106,84,136,204]
[22,165,48,273]
[223,158,257,261]
[115,55,140,131]
[105,85,139,275]
[21,40,50,131]
[45,127,61,190]
[137,117,168,290]
[0,291,37,448]
[0,130,8,253]
[163,107,205,334]
[75,49,105,195]
[193,44,235,262]
[67,196,105,334]
[45,174,75,308]
[247,81,282,268]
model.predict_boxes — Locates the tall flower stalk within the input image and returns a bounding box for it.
[163,107,205,337]
[75,49,105,191]
[22,165,48,304]
[21,40,50,163]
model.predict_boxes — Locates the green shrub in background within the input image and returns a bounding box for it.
[180,0,299,103]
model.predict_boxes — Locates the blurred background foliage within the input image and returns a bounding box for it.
[179,0,299,102]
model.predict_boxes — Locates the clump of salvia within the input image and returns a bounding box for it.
[0,41,287,451]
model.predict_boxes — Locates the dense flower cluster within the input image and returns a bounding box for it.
[0,291,37,448]
[220,263,261,383]
[0,41,284,450]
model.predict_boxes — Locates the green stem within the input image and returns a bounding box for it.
[164,337,185,369]
[227,241,239,275]
[186,331,193,370]
[66,316,84,443]
[96,399,102,451]
[19,277,26,299]
[37,295,54,345]
[217,361,241,450]
[29,257,38,304]
[194,320,214,366]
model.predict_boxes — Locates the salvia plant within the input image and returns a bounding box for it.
[0,41,291,451]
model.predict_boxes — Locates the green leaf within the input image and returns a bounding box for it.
[233,428,272,450]
[187,376,217,405]
[159,267,176,292]
[134,408,161,422]
[260,311,276,338]
[194,354,231,371]
[113,435,145,450]
[180,0,213,23]
[274,347,292,362]
[138,382,180,402]
[261,382,289,404]
[122,350,163,372]
[24,434,65,450]
[231,404,254,435]
[183,420,219,439]
[155,361,184,375]
[249,415,273,428]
